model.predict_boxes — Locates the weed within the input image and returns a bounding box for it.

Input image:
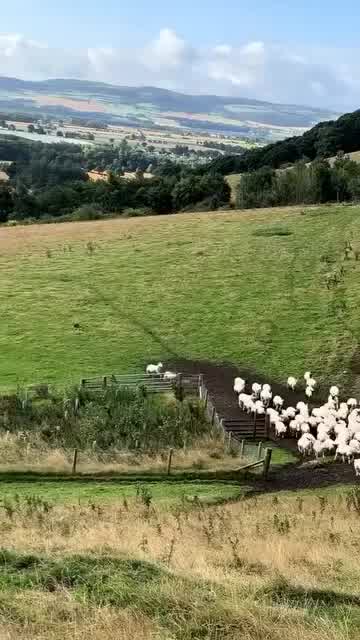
[273,513,291,535]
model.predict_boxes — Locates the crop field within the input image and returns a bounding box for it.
[2,204,360,391]
[1,482,360,639]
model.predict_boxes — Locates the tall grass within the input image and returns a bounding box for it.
[0,386,209,452]
[0,489,359,638]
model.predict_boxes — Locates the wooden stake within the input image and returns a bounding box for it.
[227,431,232,452]
[167,448,174,476]
[240,440,245,458]
[72,448,78,475]
[253,412,257,439]
[257,441,263,460]
[263,448,272,479]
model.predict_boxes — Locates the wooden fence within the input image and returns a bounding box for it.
[80,373,202,395]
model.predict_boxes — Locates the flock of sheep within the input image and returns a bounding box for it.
[234,373,360,476]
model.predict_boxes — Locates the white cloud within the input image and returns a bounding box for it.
[0,29,359,110]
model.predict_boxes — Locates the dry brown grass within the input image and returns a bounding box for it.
[1,489,359,639]
[0,593,157,639]
[0,432,248,475]
[2,489,359,590]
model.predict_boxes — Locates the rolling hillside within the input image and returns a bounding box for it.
[0,76,338,140]
[2,204,360,392]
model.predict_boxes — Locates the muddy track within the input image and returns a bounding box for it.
[250,459,359,495]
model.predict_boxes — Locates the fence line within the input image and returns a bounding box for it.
[80,373,202,395]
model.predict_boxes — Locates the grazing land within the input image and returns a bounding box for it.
[2,204,360,391]
[1,483,360,639]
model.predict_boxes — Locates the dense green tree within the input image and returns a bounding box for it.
[0,186,13,222]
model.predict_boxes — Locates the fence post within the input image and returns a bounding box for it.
[263,448,272,479]
[266,413,270,439]
[253,412,257,439]
[80,379,86,388]
[72,448,78,475]
[257,441,263,460]
[167,448,174,476]
[226,430,232,452]
[240,440,245,458]
[204,388,209,408]
[211,406,216,425]
[199,374,204,399]
[103,376,107,389]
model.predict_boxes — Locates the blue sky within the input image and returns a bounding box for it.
[2,0,359,48]
[0,1,360,109]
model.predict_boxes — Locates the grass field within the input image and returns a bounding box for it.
[2,204,360,392]
[1,484,360,639]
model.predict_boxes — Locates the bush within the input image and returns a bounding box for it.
[0,386,209,453]
[71,204,104,221]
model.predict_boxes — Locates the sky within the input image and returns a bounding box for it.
[0,0,360,110]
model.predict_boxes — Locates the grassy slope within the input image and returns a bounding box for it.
[2,205,360,391]
[1,487,360,639]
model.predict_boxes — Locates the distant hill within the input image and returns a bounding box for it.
[0,76,338,141]
[210,109,360,174]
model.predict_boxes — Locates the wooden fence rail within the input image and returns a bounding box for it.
[80,373,202,395]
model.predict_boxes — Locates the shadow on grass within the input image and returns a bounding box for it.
[263,575,360,608]
[0,468,251,485]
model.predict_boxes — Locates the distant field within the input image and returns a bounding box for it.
[2,204,360,391]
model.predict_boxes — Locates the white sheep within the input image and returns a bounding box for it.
[287,376,297,391]
[267,408,280,426]
[337,403,349,420]
[324,439,336,454]
[273,395,284,411]
[285,406,296,420]
[335,443,353,463]
[262,383,272,392]
[304,371,312,382]
[163,371,178,381]
[244,396,256,413]
[275,421,287,438]
[313,440,327,458]
[254,400,265,415]
[347,398,358,409]
[350,439,360,455]
[289,419,298,435]
[354,459,360,476]
[146,362,163,375]
[300,422,310,434]
[234,377,246,394]
[305,386,314,399]
[260,388,272,406]
[330,386,339,398]
[252,383,262,398]
[298,433,315,456]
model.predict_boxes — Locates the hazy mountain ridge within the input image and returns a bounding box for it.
[0,76,339,138]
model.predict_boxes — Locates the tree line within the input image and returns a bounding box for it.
[0,136,230,222]
[210,109,360,175]
[236,155,360,209]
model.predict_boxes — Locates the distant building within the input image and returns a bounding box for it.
[87,170,110,183]
[87,169,154,183]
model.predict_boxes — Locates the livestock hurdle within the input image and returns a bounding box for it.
[80,373,203,396]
